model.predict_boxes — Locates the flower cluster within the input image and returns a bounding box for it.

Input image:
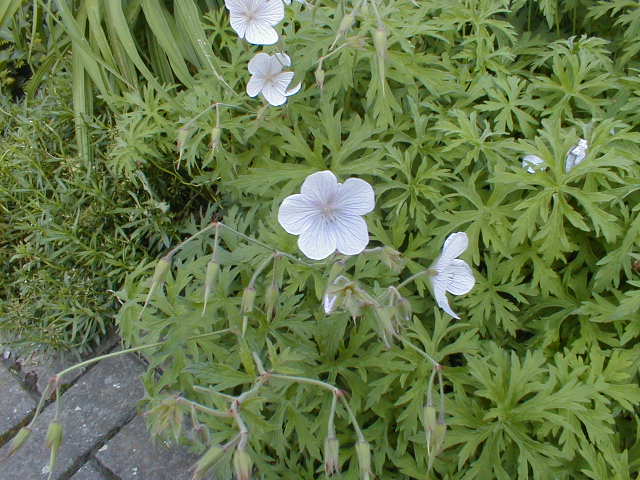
[225,0,301,106]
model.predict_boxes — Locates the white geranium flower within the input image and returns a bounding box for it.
[565,138,588,172]
[429,232,475,319]
[225,0,284,45]
[522,154,546,174]
[247,52,301,106]
[278,171,375,260]
[283,0,305,4]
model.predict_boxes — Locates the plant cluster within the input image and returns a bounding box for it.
[1,0,640,478]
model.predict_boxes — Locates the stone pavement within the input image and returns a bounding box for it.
[0,342,197,480]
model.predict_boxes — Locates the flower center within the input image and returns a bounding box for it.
[321,204,336,221]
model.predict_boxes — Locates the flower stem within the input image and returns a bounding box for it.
[176,397,230,418]
[393,332,439,367]
[268,373,340,394]
[396,269,434,289]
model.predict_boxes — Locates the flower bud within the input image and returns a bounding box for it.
[397,296,412,323]
[142,256,171,315]
[46,421,64,473]
[374,306,397,348]
[373,24,386,60]
[355,440,372,479]
[380,246,405,273]
[177,125,192,155]
[337,12,356,38]
[423,405,437,437]
[192,444,225,480]
[202,260,220,316]
[6,426,31,458]
[315,63,325,90]
[210,127,222,151]
[194,424,210,445]
[264,281,279,319]
[233,446,253,480]
[324,435,340,475]
[241,286,256,315]
[430,421,446,456]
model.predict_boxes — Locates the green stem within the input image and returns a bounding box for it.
[177,397,230,418]
[338,395,364,442]
[393,333,439,367]
[193,385,236,402]
[397,269,434,289]
[166,222,219,258]
[268,373,340,394]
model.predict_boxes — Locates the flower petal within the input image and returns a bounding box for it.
[273,52,291,67]
[244,21,279,45]
[336,178,375,216]
[323,292,338,314]
[248,52,272,75]
[301,171,339,205]
[522,154,544,174]
[333,214,369,256]
[286,82,302,96]
[261,82,287,106]
[298,219,337,260]
[432,279,460,319]
[271,71,295,94]
[441,232,468,262]
[225,0,248,14]
[254,0,285,26]
[445,259,475,295]
[246,75,265,97]
[229,13,249,38]
[278,193,319,235]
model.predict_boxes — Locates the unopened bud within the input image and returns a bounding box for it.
[202,260,220,316]
[233,447,253,480]
[46,421,64,473]
[355,440,372,479]
[177,126,192,154]
[241,286,256,315]
[374,306,397,348]
[380,246,405,273]
[194,424,210,445]
[423,405,437,436]
[142,256,171,315]
[315,63,325,90]
[324,435,340,475]
[397,296,412,323]
[6,426,31,458]
[192,444,225,480]
[373,25,386,59]
[328,259,346,283]
[264,282,279,319]
[337,12,356,38]
[430,421,446,456]
[210,127,222,151]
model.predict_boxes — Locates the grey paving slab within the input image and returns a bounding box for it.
[0,354,145,480]
[96,415,198,480]
[69,461,110,480]
[0,365,36,433]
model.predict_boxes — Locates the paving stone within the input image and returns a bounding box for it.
[0,354,145,479]
[97,415,198,480]
[69,461,110,480]
[0,365,36,433]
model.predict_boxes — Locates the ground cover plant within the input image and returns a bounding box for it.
[2,0,640,478]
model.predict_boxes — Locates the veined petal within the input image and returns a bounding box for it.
[278,193,319,235]
[225,0,249,14]
[286,82,302,96]
[244,21,278,45]
[248,52,273,75]
[336,178,375,216]
[229,14,249,38]
[432,280,460,319]
[255,0,285,26]
[445,259,475,295]
[272,71,295,94]
[333,214,369,256]
[246,74,265,97]
[522,154,544,174]
[261,82,287,106]
[323,292,338,314]
[441,232,468,262]
[301,171,339,205]
[298,219,337,260]
[273,52,291,67]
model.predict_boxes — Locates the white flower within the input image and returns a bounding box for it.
[225,0,284,45]
[283,0,305,4]
[522,154,546,174]
[565,138,588,172]
[278,171,375,260]
[247,52,301,106]
[429,232,475,319]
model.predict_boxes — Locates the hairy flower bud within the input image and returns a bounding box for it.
[355,440,372,479]
[264,281,279,319]
[324,435,340,475]
[192,444,225,480]
[210,127,222,151]
[142,256,172,316]
[6,426,31,458]
[315,63,326,90]
[46,421,64,474]
[241,286,257,315]
[337,12,356,39]
[233,446,253,480]
[202,259,220,316]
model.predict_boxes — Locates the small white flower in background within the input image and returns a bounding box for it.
[283,0,305,4]
[522,154,546,174]
[247,52,301,106]
[565,138,588,173]
[225,0,284,45]
[278,171,375,260]
[429,232,475,319]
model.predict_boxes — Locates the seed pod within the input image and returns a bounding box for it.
[210,127,222,151]
[46,421,64,474]
[264,281,279,319]
[141,256,172,317]
[202,260,220,316]
[233,446,253,480]
[192,444,225,480]
[324,435,340,475]
[241,286,256,315]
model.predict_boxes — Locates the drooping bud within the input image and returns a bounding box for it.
[202,259,220,316]
[209,127,222,151]
[374,306,397,348]
[264,281,279,320]
[241,286,256,315]
[372,24,387,95]
[5,426,31,458]
[324,435,340,475]
[46,421,64,474]
[315,63,326,90]
[193,424,210,445]
[355,440,372,479]
[380,246,405,273]
[141,255,172,317]
[192,443,225,480]
[233,446,253,480]
[336,12,355,40]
